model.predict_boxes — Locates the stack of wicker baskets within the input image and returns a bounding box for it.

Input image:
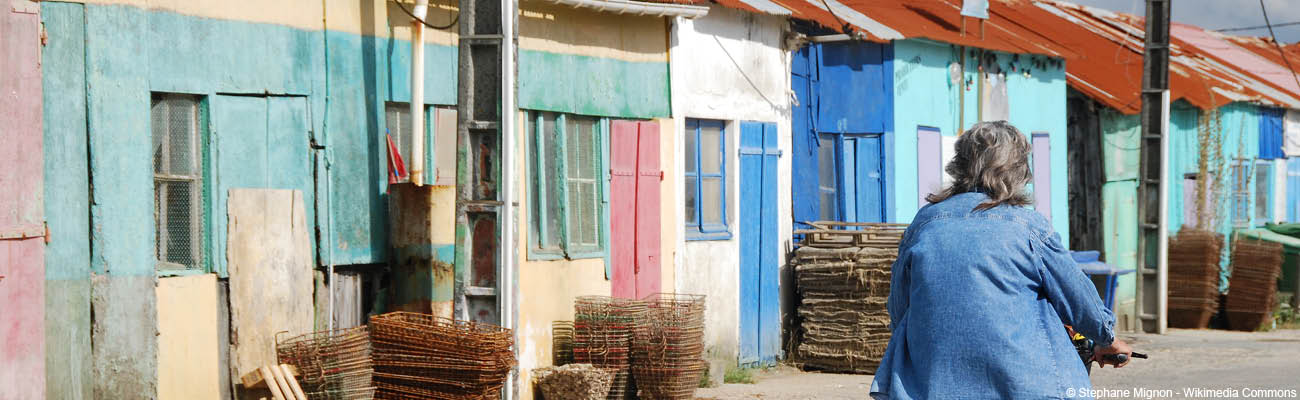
[630,294,707,400]
[1226,237,1284,331]
[368,312,515,400]
[1168,230,1225,328]
[572,296,645,400]
[276,326,376,400]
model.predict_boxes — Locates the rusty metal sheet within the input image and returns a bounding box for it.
[989,0,1300,114]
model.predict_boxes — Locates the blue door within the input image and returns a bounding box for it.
[841,135,885,223]
[739,121,781,366]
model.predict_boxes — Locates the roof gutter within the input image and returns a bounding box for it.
[543,0,709,18]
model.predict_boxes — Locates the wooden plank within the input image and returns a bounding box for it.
[267,365,294,400]
[280,364,307,400]
[259,366,286,400]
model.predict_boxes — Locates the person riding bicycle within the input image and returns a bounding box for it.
[870,121,1132,399]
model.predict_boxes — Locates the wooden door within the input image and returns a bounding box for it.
[739,122,781,366]
[610,120,661,299]
[0,5,46,397]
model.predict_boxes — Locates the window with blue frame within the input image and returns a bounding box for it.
[685,119,729,239]
[527,111,607,259]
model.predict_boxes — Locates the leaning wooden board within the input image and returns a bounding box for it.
[227,189,315,381]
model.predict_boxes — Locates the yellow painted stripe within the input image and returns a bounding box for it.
[518,1,669,62]
[80,0,668,61]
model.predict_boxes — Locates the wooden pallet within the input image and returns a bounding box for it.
[794,222,907,248]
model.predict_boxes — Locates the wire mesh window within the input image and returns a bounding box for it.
[152,93,205,272]
[684,119,728,239]
[527,111,606,259]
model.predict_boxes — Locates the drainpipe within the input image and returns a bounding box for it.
[500,0,519,397]
[411,0,429,186]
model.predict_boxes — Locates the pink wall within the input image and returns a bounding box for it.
[0,4,46,399]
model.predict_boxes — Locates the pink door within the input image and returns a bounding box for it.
[1,4,46,398]
[610,121,661,299]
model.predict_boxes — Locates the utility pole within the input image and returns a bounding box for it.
[1136,0,1171,334]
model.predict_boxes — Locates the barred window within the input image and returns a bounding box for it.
[527,111,607,259]
[152,93,205,272]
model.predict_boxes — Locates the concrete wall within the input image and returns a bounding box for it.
[157,274,221,400]
[892,40,1070,243]
[670,8,792,379]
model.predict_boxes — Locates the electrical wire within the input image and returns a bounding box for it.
[1257,0,1300,95]
[393,0,458,30]
[818,0,855,38]
[1215,20,1300,33]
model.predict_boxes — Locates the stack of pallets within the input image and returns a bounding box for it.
[572,296,646,400]
[792,222,905,373]
[630,294,707,400]
[368,312,515,400]
[1226,237,1284,331]
[276,326,376,400]
[1167,230,1225,328]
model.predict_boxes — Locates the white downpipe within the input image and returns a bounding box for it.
[1157,90,1170,334]
[411,0,429,186]
[500,0,519,397]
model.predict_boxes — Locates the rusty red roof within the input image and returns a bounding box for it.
[992,0,1300,113]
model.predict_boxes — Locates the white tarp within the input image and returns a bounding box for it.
[1284,109,1300,156]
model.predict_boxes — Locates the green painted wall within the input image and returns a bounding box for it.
[40,3,460,394]
[1103,101,1262,321]
[41,3,94,398]
[519,49,670,118]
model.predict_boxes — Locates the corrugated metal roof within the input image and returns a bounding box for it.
[695,0,1300,111]
[991,0,1300,113]
[1172,23,1300,107]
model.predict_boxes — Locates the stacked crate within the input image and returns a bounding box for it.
[792,222,905,374]
[1167,230,1225,328]
[1226,238,1284,331]
[368,312,515,400]
[276,326,376,400]
[572,296,646,400]
[630,294,707,400]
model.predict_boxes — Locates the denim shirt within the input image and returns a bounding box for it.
[870,192,1116,399]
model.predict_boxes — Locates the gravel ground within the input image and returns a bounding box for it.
[694,329,1300,399]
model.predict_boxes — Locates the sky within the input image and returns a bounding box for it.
[1065,0,1300,44]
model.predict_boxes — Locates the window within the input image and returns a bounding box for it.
[817,134,838,220]
[152,93,205,272]
[1231,160,1251,227]
[385,102,435,183]
[1255,160,1272,223]
[685,119,729,239]
[528,111,607,259]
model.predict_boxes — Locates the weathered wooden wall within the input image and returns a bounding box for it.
[1,3,45,398]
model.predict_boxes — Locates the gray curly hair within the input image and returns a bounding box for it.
[925,120,1033,211]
